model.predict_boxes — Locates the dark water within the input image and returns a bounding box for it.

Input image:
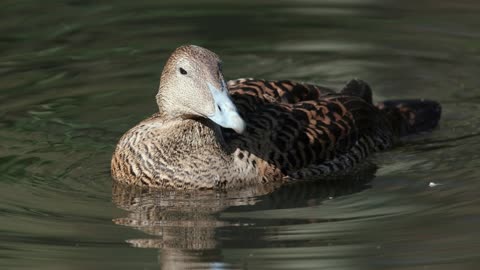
[1,0,480,269]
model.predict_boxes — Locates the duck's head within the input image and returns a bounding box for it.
[156,45,245,134]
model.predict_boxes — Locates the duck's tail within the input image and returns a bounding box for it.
[377,99,442,137]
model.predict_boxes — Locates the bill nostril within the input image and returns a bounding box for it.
[218,105,222,112]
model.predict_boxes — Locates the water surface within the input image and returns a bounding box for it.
[1,0,480,269]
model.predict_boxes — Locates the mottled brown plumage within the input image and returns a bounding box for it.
[111,45,441,190]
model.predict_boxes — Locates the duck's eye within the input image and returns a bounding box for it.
[179,68,187,75]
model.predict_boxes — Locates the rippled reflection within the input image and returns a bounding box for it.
[112,166,376,269]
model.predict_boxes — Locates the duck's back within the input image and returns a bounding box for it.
[225,79,440,180]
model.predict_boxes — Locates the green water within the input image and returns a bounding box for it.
[1,1,480,269]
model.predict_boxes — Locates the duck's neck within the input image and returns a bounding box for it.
[154,112,229,154]
[156,88,198,119]
[182,117,227,150]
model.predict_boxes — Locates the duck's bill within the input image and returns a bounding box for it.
[207,82,246,134]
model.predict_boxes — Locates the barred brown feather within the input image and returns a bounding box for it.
[224,79,394,181]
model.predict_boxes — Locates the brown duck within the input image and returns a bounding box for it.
[111,45,441,189]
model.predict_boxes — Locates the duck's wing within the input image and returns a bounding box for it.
[227,92,394,180]
[227,78,335,108]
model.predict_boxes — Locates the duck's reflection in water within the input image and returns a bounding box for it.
[112,165,376,269]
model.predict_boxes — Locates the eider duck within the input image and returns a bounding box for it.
[111,45,441,189]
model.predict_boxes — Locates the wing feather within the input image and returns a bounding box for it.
[226,79,394,179]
